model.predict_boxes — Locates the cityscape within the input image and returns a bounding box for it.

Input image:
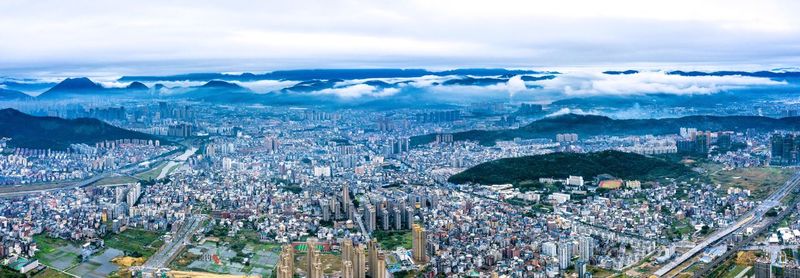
[2,1,800,278]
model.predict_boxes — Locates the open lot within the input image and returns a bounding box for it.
[373,230,412,251]
[103,229,164,259]
[703,163,795,200]
[33,234,80,270]
[171,226,280,277]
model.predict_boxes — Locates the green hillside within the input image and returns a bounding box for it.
[448,150,695,185]
[0,108,159,150]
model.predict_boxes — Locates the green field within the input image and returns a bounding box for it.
[103,229,164,258]
[32,234,80,269]
[33,268,72,278]
[703,163,795,200]
[373,231,412,250]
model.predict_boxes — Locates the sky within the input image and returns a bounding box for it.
[1,0,800,76]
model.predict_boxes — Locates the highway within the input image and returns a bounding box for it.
[142,214,206,270]
[0,145,190,198]
[654,171,800,277]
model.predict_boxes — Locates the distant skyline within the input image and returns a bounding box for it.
[2,0,800,76]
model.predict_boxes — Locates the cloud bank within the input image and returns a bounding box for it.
[538,71,786,96]
[1,0,800,75]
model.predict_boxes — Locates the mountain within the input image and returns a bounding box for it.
[448,150,694,185]
[0,88,32,100]
[666,70,800,79]
[0,80,58,92]
[117,68,556,82]
[442,77,507,86]
[199,80,246,90]
[280,79,343,93]
[0,108,158,150]
[37,77,105,99]
[126,81,149,90]
[603,70,639,75]
[173,80,254,102]
[411,113,800,146]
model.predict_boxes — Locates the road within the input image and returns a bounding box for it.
[0,145,190,198]
[141,214,206,270]
[654,171,800,277]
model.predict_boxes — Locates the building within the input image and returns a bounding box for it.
[755,258,771,278]
[306,238,319,277]
[558,241,573,270]
[342,260,354,278]
[576,259,588,278]
[365,205,377,232]
[353,244,366,278]
[557,133,579,143]
[567,175,584,187]
[771,133,800,165]
[342,184,350,215]
[277,244,294,278]
[368,239,379,278]
[579,236,593,262]
[374,251,387,278]
[412,223,428,264]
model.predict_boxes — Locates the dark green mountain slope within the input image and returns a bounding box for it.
[0,108,158,150]
[448,150,694,185]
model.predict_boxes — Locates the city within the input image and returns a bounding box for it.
[2,1,800,278]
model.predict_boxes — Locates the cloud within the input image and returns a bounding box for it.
[506,75,527,98]
[233,80,299,93]
[539,70,786,96]
[1,1,800,75]
[314,84,400,99]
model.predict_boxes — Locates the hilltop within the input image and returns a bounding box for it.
[0,108,158,150]
[448,150,694,185]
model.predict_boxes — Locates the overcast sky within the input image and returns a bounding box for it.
[1,0,799,76]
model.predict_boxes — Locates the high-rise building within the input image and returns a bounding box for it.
[558,241,573,270]
[306,238,319,277]
[578,236,593,262]
[342,239,353,263]
[771,133,800,165]
[412,223,428,264]
[381,208,390,230]
[342,260,354,278]
[368,239,379,278]
[365,205,377,232]
[277,244,294,278]
[310,255,323,278]
[353,244,366,278]
[374,251,387,278]
[784,263,800,278]
[755,258,771,278]
[406,207,415,229]
[576,259,588,278]
[394,208,403,230]
[342,184,350,215]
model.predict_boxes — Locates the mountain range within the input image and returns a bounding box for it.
[412,113,800,146]
[0,108,159,150]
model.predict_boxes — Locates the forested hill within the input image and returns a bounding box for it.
[448,150,694,185]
